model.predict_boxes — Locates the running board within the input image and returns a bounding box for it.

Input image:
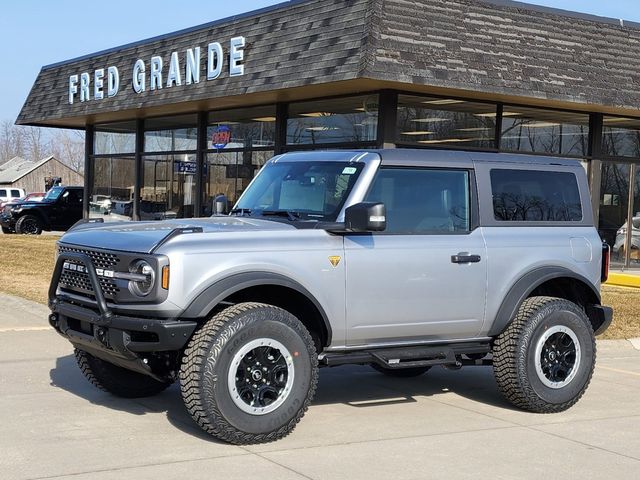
[320,342,491,369]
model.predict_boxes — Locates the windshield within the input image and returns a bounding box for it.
[234,161,364,221]
[44,186,65,201]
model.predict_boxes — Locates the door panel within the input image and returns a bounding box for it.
[344,167,487,346]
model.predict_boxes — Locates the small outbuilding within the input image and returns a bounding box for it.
[0,156,84,194]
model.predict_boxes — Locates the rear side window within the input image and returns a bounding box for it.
[491,169,582,222]
[11,189,21,197]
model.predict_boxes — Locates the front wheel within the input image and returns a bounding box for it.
[493,296,596,413]
[15,214,42,235]
[180,302,318,444]
[75,349,173,398]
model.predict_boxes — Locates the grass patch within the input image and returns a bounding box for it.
[0,235,59,304]
[0,235,638,339]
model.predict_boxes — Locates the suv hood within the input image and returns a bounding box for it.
[59,216,297,253]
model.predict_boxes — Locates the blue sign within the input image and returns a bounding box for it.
[212,125,231,149]
[174,161,197,174]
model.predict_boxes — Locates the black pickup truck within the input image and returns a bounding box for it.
[0,186,83,234]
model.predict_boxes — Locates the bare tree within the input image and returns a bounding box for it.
[50,129,85,173]
[0,120,25,163]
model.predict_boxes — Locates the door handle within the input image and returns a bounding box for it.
[451,253,481,264]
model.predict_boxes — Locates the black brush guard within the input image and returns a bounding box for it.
[49,252,197,379]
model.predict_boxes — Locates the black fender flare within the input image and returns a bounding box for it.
[181,272,332,345]
[488,266,600,337]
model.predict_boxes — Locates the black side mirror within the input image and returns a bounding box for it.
[344,202,386,232]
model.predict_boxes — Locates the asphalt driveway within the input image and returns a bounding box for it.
[1,293,639,480]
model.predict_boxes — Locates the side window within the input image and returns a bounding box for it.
[0,189,6,197]
[365,168,471,234]
[491,169,582,222]
[11,189,21,197]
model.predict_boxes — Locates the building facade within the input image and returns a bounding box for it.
[16,0,640,267]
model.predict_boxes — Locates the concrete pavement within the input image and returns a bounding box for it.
[1,293,639,480]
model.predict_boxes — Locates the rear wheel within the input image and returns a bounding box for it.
[493,296,595,413]
[75,349,172,398]
[15,214,42,235]
[180,302,318,444]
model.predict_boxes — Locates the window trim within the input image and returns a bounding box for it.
[361,165,479,236]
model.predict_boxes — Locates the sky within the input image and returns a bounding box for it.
[1,0,639,124]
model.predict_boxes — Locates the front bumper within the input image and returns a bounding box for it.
[0,212,16,230]
[49,252,197,378]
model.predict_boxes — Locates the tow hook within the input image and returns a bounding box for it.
[96,327,109,346]
[48,313,59,328]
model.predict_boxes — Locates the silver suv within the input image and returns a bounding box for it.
[48,149,612,444]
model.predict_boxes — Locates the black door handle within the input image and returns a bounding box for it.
[451,253,481,264]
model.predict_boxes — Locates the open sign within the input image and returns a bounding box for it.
[212,125,231,149]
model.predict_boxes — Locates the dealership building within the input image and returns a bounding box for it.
[16,0,640,266]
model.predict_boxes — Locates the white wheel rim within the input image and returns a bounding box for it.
[534,325,581,389]
[227,337,295,415]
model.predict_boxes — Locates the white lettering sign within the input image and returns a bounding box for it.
[66,36,246,104]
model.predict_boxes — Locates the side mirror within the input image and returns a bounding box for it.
[344,202,386,232]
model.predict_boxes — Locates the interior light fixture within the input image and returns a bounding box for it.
[401,131,435,135]
[456,127,490,132]
[417,137,484,144]
[422,99,465,105]
[251,117,276,122]
[410,118,451,123]
[299,112,332,117]
[475,111,520,118]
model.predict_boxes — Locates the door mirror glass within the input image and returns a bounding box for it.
[344,202,386,232]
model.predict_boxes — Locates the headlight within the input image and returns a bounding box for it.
[128,259,156,297]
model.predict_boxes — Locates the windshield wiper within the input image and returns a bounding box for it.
[261,210,302,221]
[229,208,252,217]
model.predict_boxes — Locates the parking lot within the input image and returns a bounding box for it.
[2,292,640,480]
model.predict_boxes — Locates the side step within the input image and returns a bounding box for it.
[320,342,491,369]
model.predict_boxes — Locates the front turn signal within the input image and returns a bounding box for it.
[161,266,170,290]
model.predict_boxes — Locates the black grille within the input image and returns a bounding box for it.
[58,246,121,298]
[58,246,120,269]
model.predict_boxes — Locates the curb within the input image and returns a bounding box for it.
[605,273,640,288]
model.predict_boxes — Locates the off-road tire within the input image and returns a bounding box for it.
[370,364,431,377]
[180,302,318,445]
[15,214,43,235]
[1,227,13,234]
[493,296,596,413]
[75,349,172,398]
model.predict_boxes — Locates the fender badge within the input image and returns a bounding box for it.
[328,256,341,267]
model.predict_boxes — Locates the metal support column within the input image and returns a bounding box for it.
[588,113,604,226]
[133,119,144,221]
[377,90,398,149]
[274,103,288,154]
[195,111,207,217]
[82,125,94,219]
[625,163,636,269]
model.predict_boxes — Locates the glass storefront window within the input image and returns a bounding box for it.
[287,95,378,145]
[501,106,589,156]
[203,150,274,216]
[89,156,135,220]
[95,121,136,155]
[144,114,198,152]
[396,95,496,148]
[141,154,197,220]
[599,162,630,265]
[602,116,640,158]
[207,106,275,150]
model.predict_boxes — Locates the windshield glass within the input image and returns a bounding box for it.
[234,161,364,221]
[44,186,65,201]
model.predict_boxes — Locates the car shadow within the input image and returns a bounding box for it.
[50,354,518,441]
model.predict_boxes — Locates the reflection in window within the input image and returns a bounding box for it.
[141,155,196,220]
[599,162,630,257]
[203,151,273,216]
[95,121,136,155]
[90,156,135,220]
[365,168,470,234]
[144,114,197,152]
[602,117,640,158]
[396,95,496,148]
[491,169,582,222]
[501,107,589,156]
[287,95,378,145]
[208,106,275,149]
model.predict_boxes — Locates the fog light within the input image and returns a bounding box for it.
[129,260,155,297]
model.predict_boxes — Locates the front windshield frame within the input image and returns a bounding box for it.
[44,186,65,201]
[234,160,365,222]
